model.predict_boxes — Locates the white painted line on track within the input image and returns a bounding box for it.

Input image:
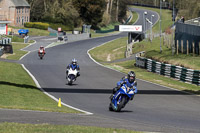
[19,51,30,60]
[21,64,93,115]
[87,38,126,74]
[42,38,57,41]
[21,40,36,51]
[19,40,36,60]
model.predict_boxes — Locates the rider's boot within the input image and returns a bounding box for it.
[130,95,135,100]
[109,94,113,100]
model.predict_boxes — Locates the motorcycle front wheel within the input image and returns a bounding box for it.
[68,80,72,85]
[116,96,126,112]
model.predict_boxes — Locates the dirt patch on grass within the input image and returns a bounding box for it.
[107,54,111,61]
[113,46,125,52]
[1,53,15,59]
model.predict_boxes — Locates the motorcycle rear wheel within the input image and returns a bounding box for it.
[109,103,114,111]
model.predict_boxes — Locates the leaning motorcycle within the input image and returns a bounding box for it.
[38,50,44,60]
[109,84,136,112]
[66,68,78,85]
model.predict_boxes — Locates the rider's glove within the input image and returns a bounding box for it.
[134,86,138,93]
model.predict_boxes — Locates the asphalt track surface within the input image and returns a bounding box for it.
[1,8,200,133]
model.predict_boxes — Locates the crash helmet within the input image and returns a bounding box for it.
[72,58,77,65]
[127,71,135,83]
[40,46,44,49]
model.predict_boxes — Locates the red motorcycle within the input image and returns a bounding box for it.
[38,51,45,59]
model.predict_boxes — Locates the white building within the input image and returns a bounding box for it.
[0,21,11,35]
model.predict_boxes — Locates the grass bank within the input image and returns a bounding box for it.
[89,37,127,62]
[4,43,28,60]
[0,123,141,133]
[0,61,80,113]
[89,37,200,94]
[134,37,200,70]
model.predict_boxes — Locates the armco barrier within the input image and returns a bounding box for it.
[135,56,200,86]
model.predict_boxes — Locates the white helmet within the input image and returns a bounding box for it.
[72,58,77,65]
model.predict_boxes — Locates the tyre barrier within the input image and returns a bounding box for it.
[0,38,12,45]
[135,55,200,86]
[0,47,3,56]
[0,38,13,54]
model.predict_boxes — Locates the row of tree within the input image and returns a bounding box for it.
[26,0,130,29]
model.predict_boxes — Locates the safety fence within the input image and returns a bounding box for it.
[175,22,200,55]
[135,56,200,86]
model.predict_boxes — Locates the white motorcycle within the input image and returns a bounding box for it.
[66,68,78,85]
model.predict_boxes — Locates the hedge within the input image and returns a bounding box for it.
[24,22,49,30]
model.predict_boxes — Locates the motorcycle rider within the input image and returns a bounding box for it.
[110,71,137,100]
[38,46,46,55]
[66,58,80,78]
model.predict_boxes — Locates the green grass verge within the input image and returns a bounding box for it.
[26,28,50,36]
[0,61,80,113]
[0,123,141,133]
[133,33,200,70]
[5,43,28,60]
[128,11,139,25]
[89,37,127,62]
[8,35,24,42]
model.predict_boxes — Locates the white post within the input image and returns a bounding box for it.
[151,15,154,42]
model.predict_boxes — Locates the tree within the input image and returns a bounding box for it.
[29,0,44,21]
[72,0,106,29]
[115,0,119,21]
[26,0,79,27]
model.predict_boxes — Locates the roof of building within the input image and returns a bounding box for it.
[10,0,30,7]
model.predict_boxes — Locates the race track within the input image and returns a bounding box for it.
[2,8,200,133]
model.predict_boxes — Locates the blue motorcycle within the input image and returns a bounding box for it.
[109,84,136,112]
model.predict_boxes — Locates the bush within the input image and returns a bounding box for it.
[24,22,49,30]
[99,12,111,27]
[49,23,73,31]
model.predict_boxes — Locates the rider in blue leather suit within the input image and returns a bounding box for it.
[111,71,137,100]
[66,58,80,77]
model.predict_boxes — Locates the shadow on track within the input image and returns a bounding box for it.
[43,88,191,95]
[0,81,38,89]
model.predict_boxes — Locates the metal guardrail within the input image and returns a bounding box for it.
[185,17,200,26]
[135,56,200,86]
